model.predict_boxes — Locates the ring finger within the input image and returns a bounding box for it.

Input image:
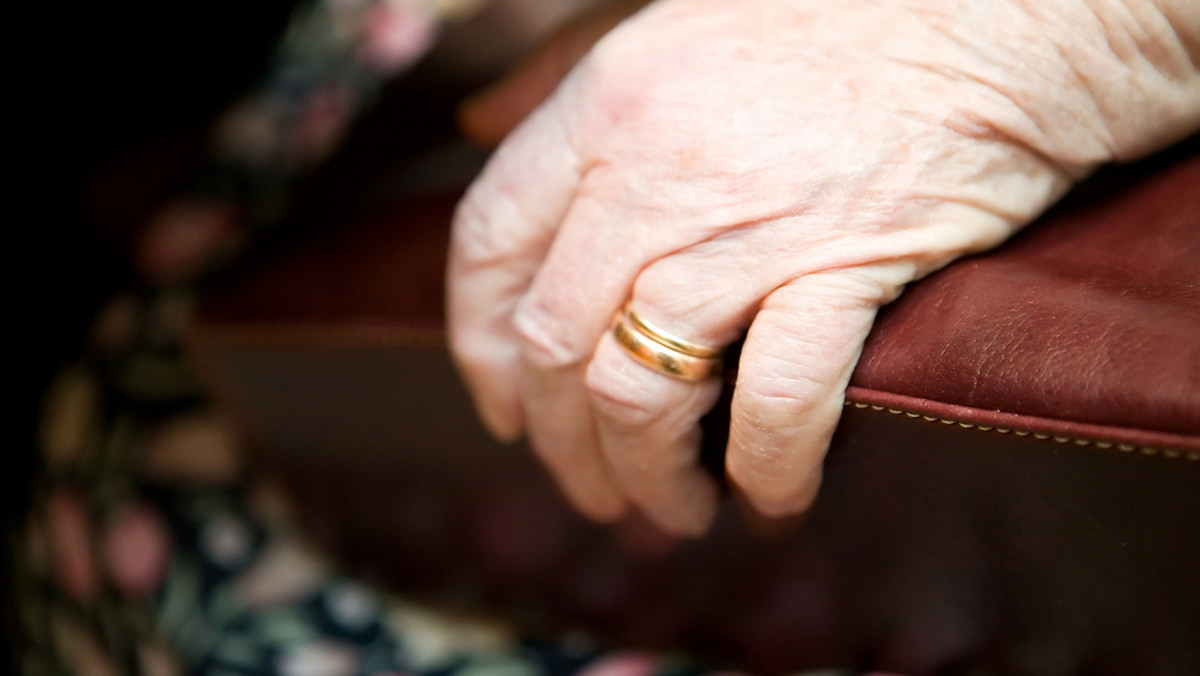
[584,243,764,535]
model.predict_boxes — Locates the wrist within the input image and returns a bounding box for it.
[1013,0,1200,160]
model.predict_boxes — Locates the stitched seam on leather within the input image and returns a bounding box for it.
[844,401,1199,461]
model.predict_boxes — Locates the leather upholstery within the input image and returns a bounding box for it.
[854,150,1200,446]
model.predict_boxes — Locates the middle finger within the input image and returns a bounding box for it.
[511,191,649,522]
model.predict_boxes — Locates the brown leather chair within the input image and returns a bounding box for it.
[190,141,1199,675]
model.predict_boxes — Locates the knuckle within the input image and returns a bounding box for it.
[573,40,658,134]
[447,325,492,375]
[452,163,547,269]
[734,383,820,431]
[446,307,508,375]
[512,299,585,369]
[577,35,631,92]
[726,384,832,517]
[450,192,509,268]
[584,361,659,428]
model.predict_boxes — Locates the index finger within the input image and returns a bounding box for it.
[447,94,584,440]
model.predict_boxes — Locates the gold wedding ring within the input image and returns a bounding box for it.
[611,303,724,381]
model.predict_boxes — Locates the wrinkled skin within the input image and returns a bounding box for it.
[448,0,1200,536]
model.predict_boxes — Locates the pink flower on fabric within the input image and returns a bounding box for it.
[576,652,659,676]
[358,1,437,74]
[103,502,172,597]
[136,200,239,284]
[292,85,354,165]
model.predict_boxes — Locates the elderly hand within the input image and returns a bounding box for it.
[448,0,1200,535]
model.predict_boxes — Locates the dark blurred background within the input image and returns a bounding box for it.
[11,4,301,669]
[10,3,584,667]
[16,0,294,538]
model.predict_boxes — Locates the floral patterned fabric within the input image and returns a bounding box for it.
[191,0,456,232]
[20,289,875,673]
